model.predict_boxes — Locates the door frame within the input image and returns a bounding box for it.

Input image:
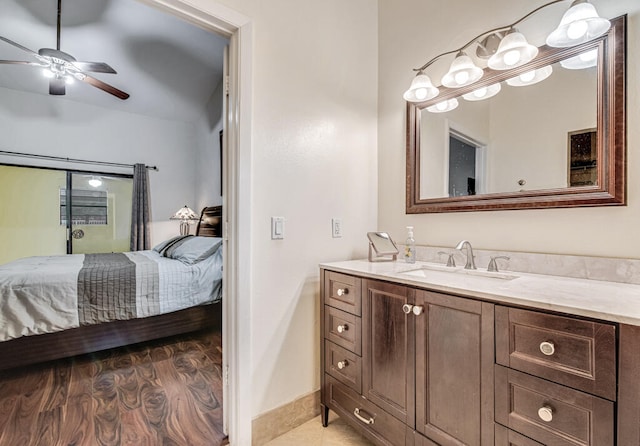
[138,0,253,443]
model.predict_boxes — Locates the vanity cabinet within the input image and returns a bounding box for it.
[321,270,494,446]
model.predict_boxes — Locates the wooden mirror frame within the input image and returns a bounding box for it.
[406,15,626,214]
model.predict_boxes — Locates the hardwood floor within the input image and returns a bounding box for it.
[0,329,226,446]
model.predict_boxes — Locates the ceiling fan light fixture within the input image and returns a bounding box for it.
[42,68,54,78]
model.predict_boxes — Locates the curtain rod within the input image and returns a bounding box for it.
[0,149,158,171]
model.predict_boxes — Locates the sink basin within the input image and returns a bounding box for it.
[402,264,519,281]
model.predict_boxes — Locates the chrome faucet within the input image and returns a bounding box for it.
[455,240,476,270]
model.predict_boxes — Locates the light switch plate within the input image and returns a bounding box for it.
[332,218,343,238]
[271,216,285,239]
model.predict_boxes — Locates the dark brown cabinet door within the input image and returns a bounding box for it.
[362,279,415,425]
[414,290,494,446]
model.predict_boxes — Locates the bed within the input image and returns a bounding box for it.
[0,205,223,371]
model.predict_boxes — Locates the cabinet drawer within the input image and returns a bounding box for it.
[495,306,616,400]
[495,365,614,446]
[324,271,362,315]
[495,424,544,446]
[325,341,361,394]
[325,306,361,355]
[326,375,406,446]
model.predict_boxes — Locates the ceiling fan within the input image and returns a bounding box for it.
[0,0,129,100]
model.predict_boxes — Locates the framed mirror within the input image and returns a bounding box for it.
[406,15,626,213]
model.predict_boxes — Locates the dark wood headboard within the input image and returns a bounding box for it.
[195,206,223,237]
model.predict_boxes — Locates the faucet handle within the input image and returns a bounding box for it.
[488,256,510,272]
[438,251,456,267]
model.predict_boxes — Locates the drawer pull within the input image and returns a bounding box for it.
[412,305,424,316]
[337,324,348,333]
[402,304,414,314]
[336,288,348,297]
[538,405,554,422]
[539,341,555,356]
[337,360,349,370]
[353,407,375,425]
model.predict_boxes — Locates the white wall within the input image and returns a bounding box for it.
[0,86,215,244]
[379,0,640,258]
[187,0,379,420]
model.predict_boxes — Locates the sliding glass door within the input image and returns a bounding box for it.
[0,164,133,265]
[65,172,133,254]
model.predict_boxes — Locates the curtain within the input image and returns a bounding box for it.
[130,163,150,251]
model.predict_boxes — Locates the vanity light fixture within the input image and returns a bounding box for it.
[441,52,484,88]
[487,30,539,70]
[560,48,599,69]
[403,71,439,102]
[403,0,611,104]
[546,0,611,47]
[462,83,502,101]
[426,98,459,114]
[506,65,553,87]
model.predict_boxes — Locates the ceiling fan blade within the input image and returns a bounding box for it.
[0,60,42,67]
[49,78,66,95]
[72,61,117,74]
[81,74,129,100]
[0,36,39,56]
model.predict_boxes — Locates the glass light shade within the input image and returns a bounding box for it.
[560,49,598,69]
[506,65,553,87]
[426,98,459,113]
[546,1,610,48]
[170,205,199,221]
[488,31,539,70]
[88,176,102,188]
[403,72,440,103]
[441,53,484,88]
[462,83,502,101]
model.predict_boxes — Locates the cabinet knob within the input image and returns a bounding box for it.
[337,324,348,333]
[537,405,554,422]
[353,408,375,425]
[336,288,348,297]
[539,341,555,356]
[337,360,349,370]
[402,304,414,314]
[412,305,424,316]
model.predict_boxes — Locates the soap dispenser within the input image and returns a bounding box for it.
[405,226,416,264]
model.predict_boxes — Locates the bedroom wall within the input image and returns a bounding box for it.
[194,78,224,211]
[378,0,640,258]
[0,85,203,246]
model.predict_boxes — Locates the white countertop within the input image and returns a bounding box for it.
[320,259,640,326]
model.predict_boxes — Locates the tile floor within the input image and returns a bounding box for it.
[265,411,373,445]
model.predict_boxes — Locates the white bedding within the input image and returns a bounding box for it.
[0,248,222,342]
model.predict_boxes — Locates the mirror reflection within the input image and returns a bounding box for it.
[419,48,598,200]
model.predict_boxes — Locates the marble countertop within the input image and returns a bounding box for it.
[320,259,640,326]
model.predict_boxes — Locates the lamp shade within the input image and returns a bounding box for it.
[462,83,502,101]
[560,48,598,69]
[426,98,459,114]
[506,65,553,87]
[488,31,539,70]
[403,72,440,103]
[546,1,610,48]
[171,205,199,221]
[441,53,484,88]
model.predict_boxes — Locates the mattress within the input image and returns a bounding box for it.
[0,247,222,342]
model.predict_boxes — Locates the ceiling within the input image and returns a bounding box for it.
[0,0,228,122]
